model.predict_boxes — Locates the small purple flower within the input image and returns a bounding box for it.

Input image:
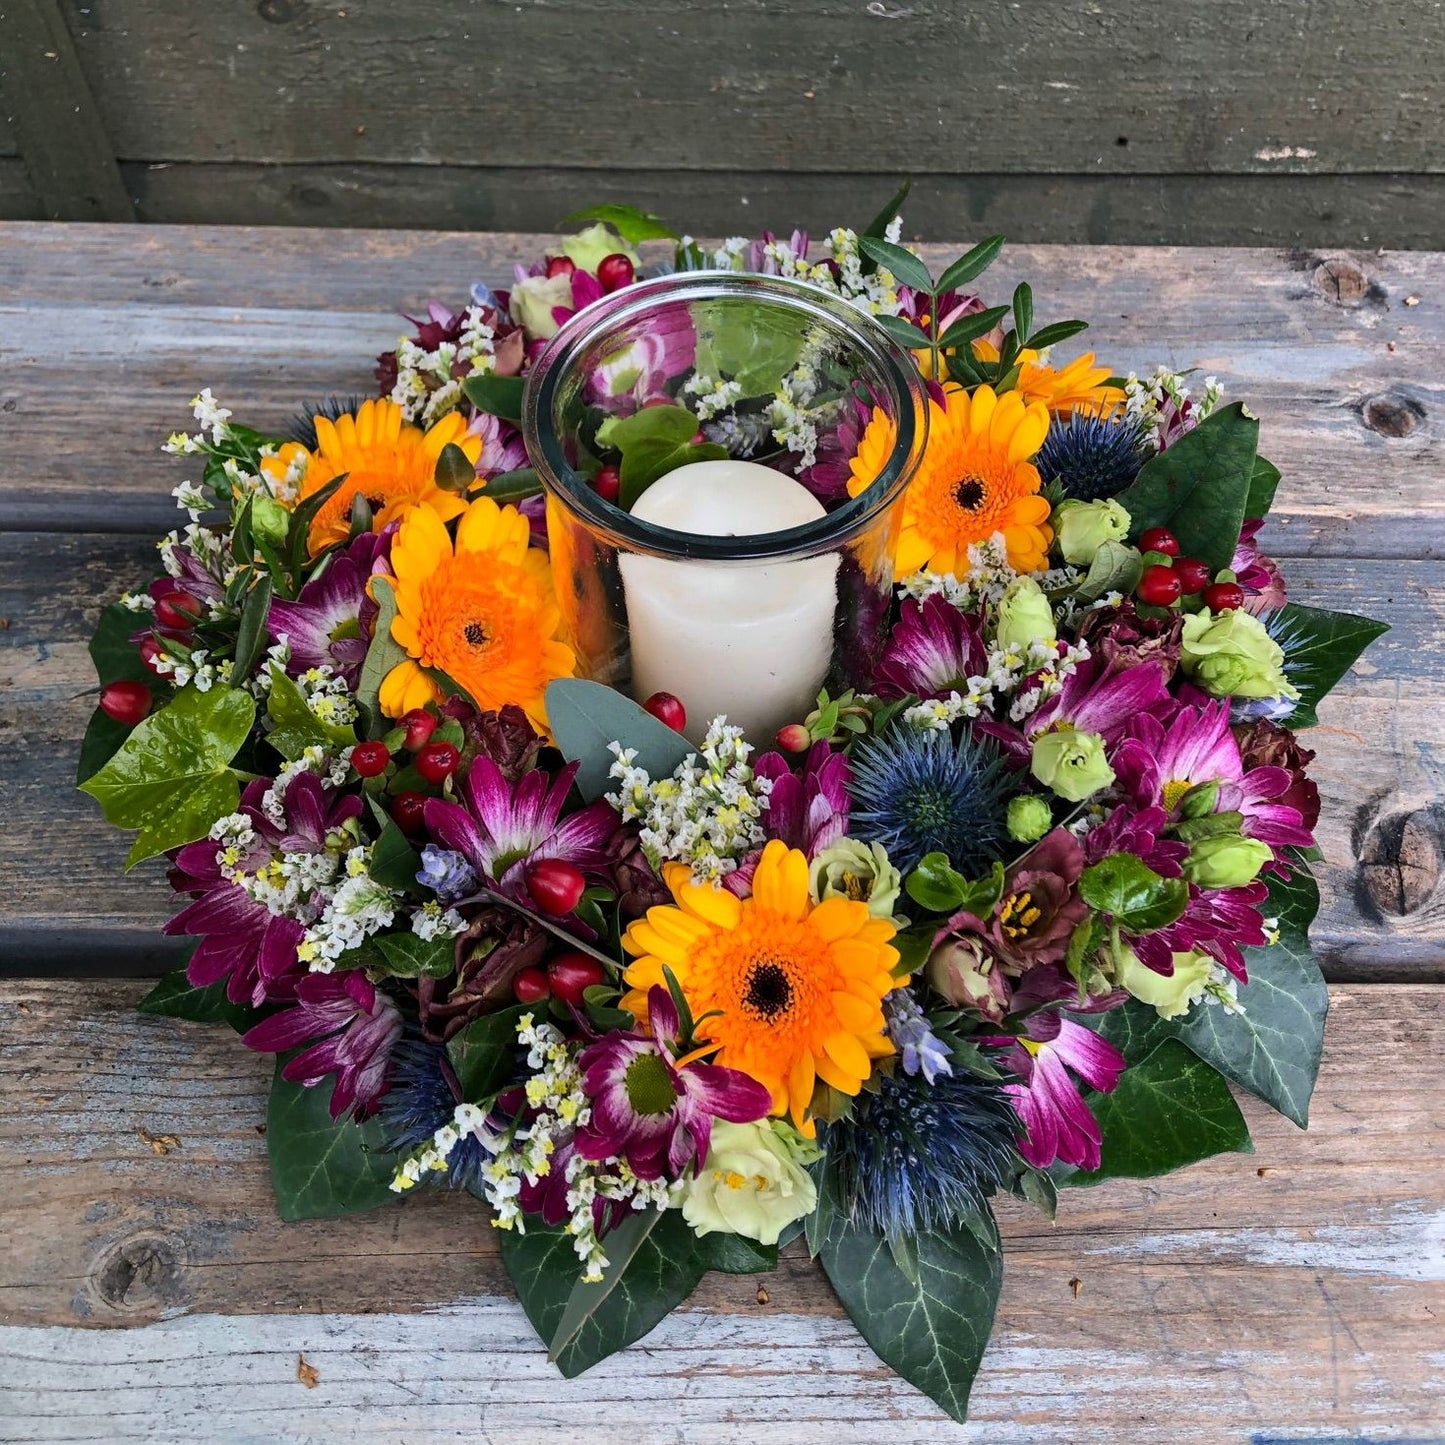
[574,985,773,1180]
[423,757,619,897]
[243,970,402,1121]
[1129,880,1270,984]
[990,1016,1126,1172]
[875,594,989,701]
[884,990,953,1085]
[417,845,478,904]
[1082,804,1188,879]
[468,412,527,478]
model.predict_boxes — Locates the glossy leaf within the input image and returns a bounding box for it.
[434,441,476,493]
[1070,1039,1252,1184]
[1246,454,1281,518]
[481,466,543,504]
[604,404,729,509]
[1114,401,1259,573]
[265,664,356,759]
[138,965,257,1033]
[232,574,274,682]
[937,305,1010,351]
[857,235,933,294]
[876,314,932,350]
[1078,853,1189,934]
[1011,283,1033,344]
[77,707,138,786]
[80,684,255,866]
[88,601,155,687]
[1269,602,1391,729]
[935,235,1006,295]
[693,1231,779,1274]
[563,203,677,243]
[546,678,692,802]
[461,373,525,424]
[266,1063,398,1221]
[1025,319,1089,351]
[446,1003,528,1101]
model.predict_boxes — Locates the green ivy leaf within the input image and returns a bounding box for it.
[1270,602,1391,729]
[79,684,256,866]
[1078,853,1189,934]
[461,373,525,424]
[603,403,728,509]
[265,664,357,760]
[1246,455,1281,518]
[266,1062,398,1221]
[1114,402,1259,573]
[137,965,258,1033]
[562,203,677,243]
[856,235,933,294]
[368,818,422,894]
[818,1163,1003,1425]
[693,1231,779,1274]
[446,1003,528,1101]
[373,932,456,979]
[546,678,692,802]
[356,576,410,733]
[1069,1039,1252,1184]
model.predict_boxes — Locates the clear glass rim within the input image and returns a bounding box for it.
[522,271,929,563]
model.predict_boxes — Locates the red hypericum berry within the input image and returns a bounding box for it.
[98,680,152,727]
[153,588,201,632]
[596,253,635,293]
[1137,564,1183,607]
[526,858,587,918]
[138,634,168,677]
[547,950,607,1007]
[392,791,428,837]
[400,708,437,751]
[642,691,687,732]
[594,464,622,504]
[1173,556,1212,594]
[776,723,811,753]
[351,740,390,778]
[1204,582,1246,612]
[545,255,577,279]
[415,740,461,785]
[512,966,552,1004]
[1138,527,1180,558]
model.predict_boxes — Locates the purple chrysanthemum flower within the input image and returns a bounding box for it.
[423,757,619,898]
[874,594,989,701]
[1129,880,1270,983]
[1233,518,1288,614]
[756,742,851,856]
[469,411,528,478]
[243,970,402,1121]
[989,1016,1126,1172]
[164,772,363,1007]
[1082,804,1188,879]
[575,985,772,1181]
[267,527,394,687]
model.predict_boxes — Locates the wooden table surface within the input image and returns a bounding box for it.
[1,224,1443,1441]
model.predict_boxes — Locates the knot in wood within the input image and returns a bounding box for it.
[89,1230,189,1315]
[1359,806,1443,916]
[1312,259,1370,307]
[1361,392,1426,438]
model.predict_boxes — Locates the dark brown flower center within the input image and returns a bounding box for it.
[954,477,987,511]
[463,620,489,648]
[742,959,794,1021]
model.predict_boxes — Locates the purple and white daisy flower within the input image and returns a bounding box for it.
[874,593,989,701]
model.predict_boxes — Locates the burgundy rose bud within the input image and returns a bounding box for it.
[1234,718,1321,832]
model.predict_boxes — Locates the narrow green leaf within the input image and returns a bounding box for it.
[461,373,525,424]
[1270,602,1391,729]
[935,235,1006,295]
[232,574,274,683]
[860,176,912,245]
[283,474,346,582]
[482,467,543,503]
[875,314,932,350]
[266,1062,399,1221]
[79,684,255,865]
[1011,283,1033,343]
[562,203,677,243]
[1025,319,1090,351]
[937,304,1010,351]
[856,236,933,294]
[446,1003,528,1101]
[545,678,692,802]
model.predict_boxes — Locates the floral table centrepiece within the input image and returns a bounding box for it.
[77,191,1389,1423]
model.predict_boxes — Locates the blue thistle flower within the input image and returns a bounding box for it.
[848,726,1011,874]
[287,395,367,450]
[377,1035,492,1195]
[825,1069,1019,1239]
[1036,412,1149,503]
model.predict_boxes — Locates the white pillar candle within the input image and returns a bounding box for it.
[619,459,839,744]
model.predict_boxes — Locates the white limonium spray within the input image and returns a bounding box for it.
[388,304,499,425]
[607,717,772,882]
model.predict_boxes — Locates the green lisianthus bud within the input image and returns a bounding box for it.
[252,492,290,549]
[1115,945,1213,1021]
[1007,794,1054,843]
[809,839,902,918]
[508,272,576,341]
[1180,607,1300,701]
[680,1120,818,1246]
[994,576,1057,652]
[554,223,640,275]
[1054,498,1131,566]
[1182,832,1274,889]
[926,935,1009,1022]
[1030,728,1115,802]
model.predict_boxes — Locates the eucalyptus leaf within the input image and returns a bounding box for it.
[356,576,410,732]
[1114,401,1260,573]
[266,1062,398,1221]
[79,684,255,866]
[546,678,692,802]
[857,235,933,294]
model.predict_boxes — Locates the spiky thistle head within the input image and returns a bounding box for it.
[377,1034,491,1195]
[288,394,368,450]
[1036,411,1149,503]
[847,725,1011,874]
[825,1067,1020,1239]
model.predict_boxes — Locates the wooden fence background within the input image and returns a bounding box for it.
[0,0,1441,245]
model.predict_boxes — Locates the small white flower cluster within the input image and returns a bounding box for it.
[825,222,907,316]
[388,305,498,425]
[390,1100,505,1192]
[1003,638,1092,722]
[1123,367,1224,451]
[162,387,233,455]
[295,664,359,729]
[607,717,772,882]
[158,521,232,595]
[901,635,1091,731]
[902,537,1076,612]
[146,643,232,694]
[261,748,354,827]
[767,365,822,469]
[411,899,467,941]
[683,373,744,421]
[298,845,398,969]
[171,481,208,519]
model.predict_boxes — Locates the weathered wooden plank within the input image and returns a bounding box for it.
[104,165,1445,251]
[1,226,1442,558]
[0,0,133,221]
[0,533,1437,977]
[0,979,1440,1440]
[58,0,1445,177]
[0,159,39,220]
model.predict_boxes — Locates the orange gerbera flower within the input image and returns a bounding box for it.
[848,384,1053,575]
[294,398,479,556]
[620,840,902,1137]
[380,497,574,731]
[972,342,1125,415]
